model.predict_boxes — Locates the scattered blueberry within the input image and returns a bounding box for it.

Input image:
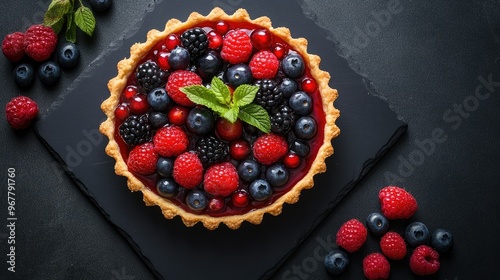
[58,42,80,69]
[156,157,174,177]
[290,140,310,157]
[38,61,61,85]
[196,50,222,80]
[186,107,215,135]
[147,87,171,111]
[89,0,112,12]
[294,116,317,140]
[149,112,168,128]
[281,53,305,79]
[431,229,453,252]
[366,212,390,237]
[288,91,312,116]
[265,163,289,187]
[405,221,430,247]
[168,46,191,70]
[237,159,261,182]
[249,179,273,201]
[156,177,178,198]
[186,190,208,211]
[13,63,34,88]
[324,249,349,275]
[280,78,298,98]
[226,64,253,88]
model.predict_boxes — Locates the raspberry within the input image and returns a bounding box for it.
[380,231,407,260]
[23,24,57,62]
[249,50,279,79]
[409,245,440,276]
[203,162,239,197]
[378,186,418,219]
[5,96,39,129]
[2,32,25,62]
[252,134,288,165]
[127,142,158,175]
[173,151,204,189]
[220,29,253,64]
[363,253,390,280]
[153,126,189,157]
[336,218,368,253]
[166,70,202,106]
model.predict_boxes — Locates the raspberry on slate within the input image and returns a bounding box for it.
[336,218,368,253]
[409,245,440,276]
[166,70,202,106]
[380,231,407,260]
[252,134,288,165]
[249,50,279,79]
[173,151,204,189]
[2,32,25,62]
[378,185,418,220]
[5,96,39,129]
[203,162,239,197]
[153,126,189,157]
[23,24,58,62]
[220,29,253,64]
[363,253,390,280]
[127,142,158,175]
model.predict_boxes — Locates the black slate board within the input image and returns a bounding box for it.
[35,1,406,279]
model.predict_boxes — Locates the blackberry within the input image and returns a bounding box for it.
[253,79,283,112]
[119,114,152,146]
[135,61,168,92]
[271,105,295,134]
[196,136,229,167]
[181,27,209,59]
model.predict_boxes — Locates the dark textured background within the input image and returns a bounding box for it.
[1,0,499,279]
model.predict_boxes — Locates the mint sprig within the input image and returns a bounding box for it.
[43,0,96,43]
[181,77,271,133]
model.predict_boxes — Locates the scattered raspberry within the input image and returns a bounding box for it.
[363,253,390,280]
[173,151,204,189]
[23,24,58,62]
[2,32,25,62]
[153,126,189,157]
[249,50,279,79]
[127,142,158,175]
[380,231,407,260]
[409,245,440,276]
[252,133,288,165]
[220,29,253,64]
[336,218,368,253]
[165,70,202,106]
[378,186,418,220]
[5,96,39,129]
[203,162,239,197]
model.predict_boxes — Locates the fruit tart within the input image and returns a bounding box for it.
[100,8,340,230]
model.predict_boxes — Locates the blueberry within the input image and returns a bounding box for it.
[186,107,215,135]
[186,190,208,211]
[13,63,34,88]
[294,116,317,140]
[431,229,453,252]
[405,222,430,247]
[156,157,174,177]
[149,112,168,128]
[156,177,178,198]
[281,53,305,79]
[147,87,171,111]
[226,64,253,88]
[58,42,80,69]
[280,78,298,98]
[324,249,349,275]
[237,159,261,182]
[249,179,273,201]
[196,50,222,80]
[168,46,191,70]
[38,61,61,85]
[290,140,310,157]
[288,91,312,116]
[266,164,289,187]
[366,212,389,237]
[89,0,112,12]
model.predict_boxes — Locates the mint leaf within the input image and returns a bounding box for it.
[65,13,76,43]
[51,16,65,34]
[210,77,231,104]
[233,84,259,107]
[44,0,72,28]
[239,104,271,133]
[181,85,230,114]
[74,6,95,36]
[222,106,239,123]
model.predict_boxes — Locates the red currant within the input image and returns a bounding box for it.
[301,78,317,94]
[215,21,230,35]
[251,29,272,50]
[156,51,170,70]
[272,43,288,60]
[129,94,149,115]
[283,153,300,169]
[165,34,180,51]
[229,140,250,161]
[114,104,130,121]
[124,85,138,100]
[168,106,189,126]
[208,197,225,212]
[152,41,167,56]
[216,118,243,141]
[231,190,249,207]
[207,30,223,49]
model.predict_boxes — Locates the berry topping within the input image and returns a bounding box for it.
[249,179,272,201]
[249,50,279,79]
[153,126,189,157]
[231,189,249,207]
[186,107,215,135]
[207,30,223,49]
[252,134,288,165]
[380,231,407,260]
[363,253,390,280]
[220,29,253,64]
[23,24,58,62]
[265,163,289,187]
[405,221,430,247]
[166,70,202,106]
[215,21,230,35]
[186,190,208,211]
[196,136,229,167]
[336,218,367,253]
[272,43,287,60]
[208,197,225,212]
[5,96,38,129]
[124,85,138,99]
[156,157,174,177]
[168,105,189,126]
[280,78,298,98]
[180,27,209,59]
[203,162,239,197]
[156,177,179,198]
[229,140,250,161]
[378,186,418,220]
[136,61,168,91]
[409,245,440,276]
[283,153,300,169]
[366,212,390,237]
[173,151,204,189]
[237,159,261,183]
[119,114,152,146]
[58,42,80,69]
[301,77,317,94]
[216,118,243,141]
[156,51,170,70]
[281,53,305,79]
[250,29,272,50]
[271,105,295,134]
[254,79,283,112]
[196,50,222,80]
[2,32,25,62]
[226,63,253,88]
[13,63,35,88]
[127,142,158,175]
[168,46,190,70]
[288,91,312,116]
[148,111,168,128]
[294,116,317,140]
[114,104,130,121]
[165,34,181,51]
[430,229,453,253]
[290,139,310,157]
[38,61,61,85]
[324,249,349,276]
[147,87,171,112]
[129,94,150,115]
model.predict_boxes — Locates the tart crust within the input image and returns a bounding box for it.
[100,7,340,230]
